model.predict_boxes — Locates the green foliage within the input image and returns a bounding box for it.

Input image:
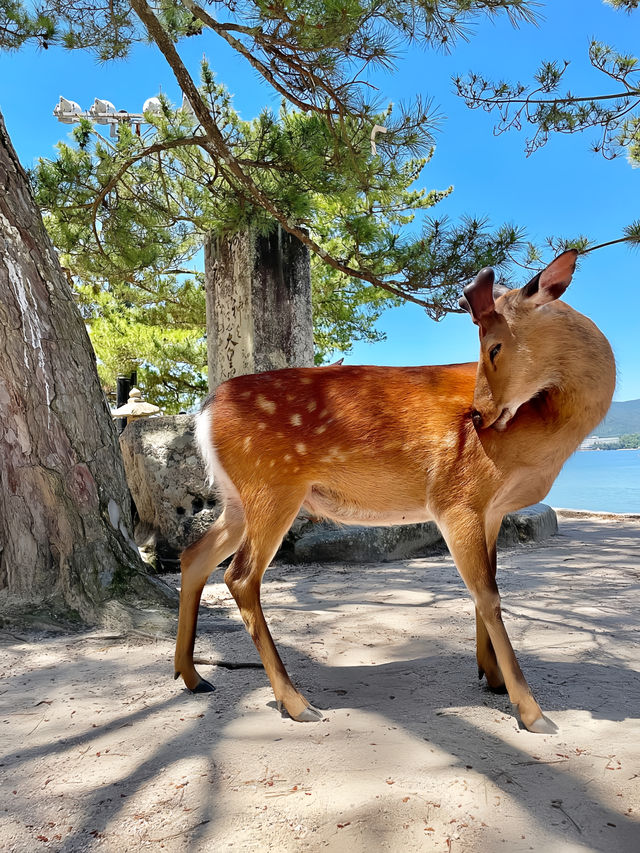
[5,1,539,61]
[605,0,639,10]
[456,38,640,162]
[0,1,55,49]
[75,278,208,412]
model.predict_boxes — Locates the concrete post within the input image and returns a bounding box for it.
[204,224,314,389]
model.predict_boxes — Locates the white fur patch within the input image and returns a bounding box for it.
[194,404,239,508]
[256,394,276,414]
[194,405,218,485]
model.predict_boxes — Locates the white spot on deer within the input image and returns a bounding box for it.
[295,443,306,455]
[326,447,346,461]
[243,436,252,451]
[269,459,276,467]
[240,391,252,399]
[319,409,329,418]
[284,454,293,462]
[307,400,317,412]
[314,425,327,435]
[290,413,302,426]
[258,422,266,430]
[256,395,276,414]
[300,376,312,385]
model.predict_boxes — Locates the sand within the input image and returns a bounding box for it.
[1,514,639,852]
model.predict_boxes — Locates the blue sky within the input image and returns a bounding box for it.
[0,1,638,400]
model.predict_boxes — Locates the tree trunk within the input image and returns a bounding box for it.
[0,110,174,626]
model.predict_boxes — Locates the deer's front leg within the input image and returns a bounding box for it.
[440,511,557,734]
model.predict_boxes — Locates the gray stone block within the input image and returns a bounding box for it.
[293,503,557,564]
[498,503,558,547]
[293,520,445,564]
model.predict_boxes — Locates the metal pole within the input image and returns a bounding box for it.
[116,374,130,434]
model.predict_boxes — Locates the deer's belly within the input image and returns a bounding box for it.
[302,484,433,527]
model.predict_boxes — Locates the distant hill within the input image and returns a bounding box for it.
[592,399,640,438]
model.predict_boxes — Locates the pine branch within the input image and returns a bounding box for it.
[129,0,439,311]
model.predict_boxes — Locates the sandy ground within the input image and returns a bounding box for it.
[1,514,639,853]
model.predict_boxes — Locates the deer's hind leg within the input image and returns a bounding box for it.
[174,501,245,692]
[476,525,506,692]
[224,485,322,722]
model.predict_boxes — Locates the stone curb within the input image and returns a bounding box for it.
[293,503,557,564]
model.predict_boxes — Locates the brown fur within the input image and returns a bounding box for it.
[174,251,615,732]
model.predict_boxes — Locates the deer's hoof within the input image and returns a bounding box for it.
[277,700,324,722]
[478,665,507,693]
[526,714,558,734]
[190,678,215,694]
[294,704,324,723]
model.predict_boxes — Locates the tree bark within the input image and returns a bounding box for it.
[0,110,174,626]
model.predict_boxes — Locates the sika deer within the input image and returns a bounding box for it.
[174,250,615,733]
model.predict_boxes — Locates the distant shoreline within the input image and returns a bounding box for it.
[578,446,640,453]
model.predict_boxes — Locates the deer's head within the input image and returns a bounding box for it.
[460,250,578,430]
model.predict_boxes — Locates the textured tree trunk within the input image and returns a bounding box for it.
[0,110,174,626]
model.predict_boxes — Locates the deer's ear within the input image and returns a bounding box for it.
[461,267,496,328]
[522,249,578,305]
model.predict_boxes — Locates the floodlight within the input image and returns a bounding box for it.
[89,98,116,125]
[53,96,82,124]
[143,97,163,115]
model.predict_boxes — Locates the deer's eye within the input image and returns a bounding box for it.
[489,344,502,364]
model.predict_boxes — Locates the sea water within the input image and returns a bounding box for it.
[545,448,640,514]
